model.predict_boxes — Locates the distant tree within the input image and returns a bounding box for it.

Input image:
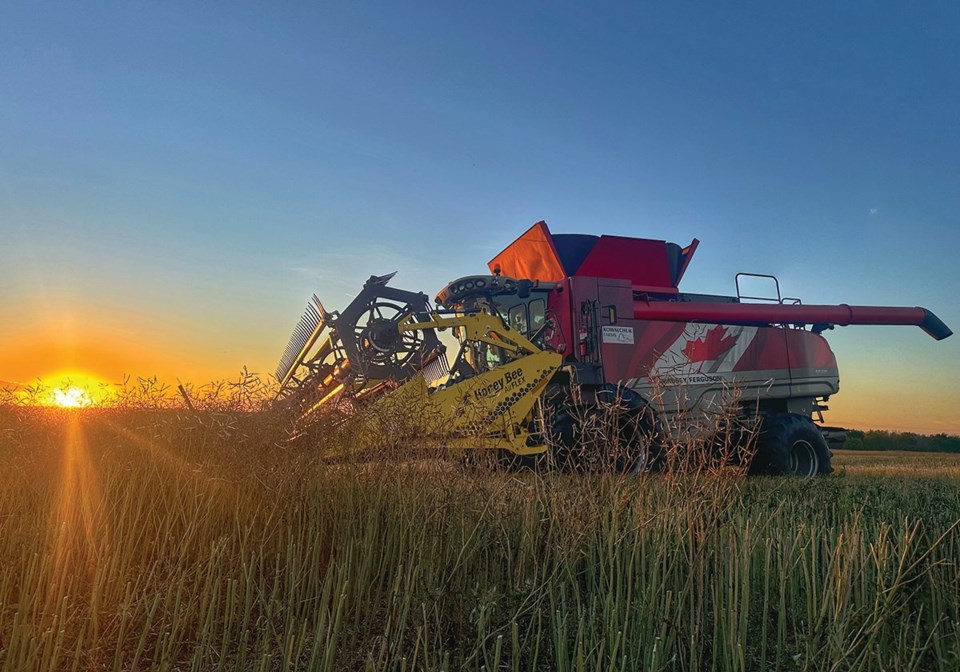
[844,429,864,451]
[841,429,960,453]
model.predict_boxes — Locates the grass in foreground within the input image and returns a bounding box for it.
[1,406,959,671]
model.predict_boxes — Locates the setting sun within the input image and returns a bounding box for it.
[50,386,93,408]
[33,371,111,408]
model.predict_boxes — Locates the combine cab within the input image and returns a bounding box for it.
[276,221,952,476]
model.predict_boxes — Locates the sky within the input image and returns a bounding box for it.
[1,1,958,433]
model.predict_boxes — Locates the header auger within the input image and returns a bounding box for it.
[275,221,952,476]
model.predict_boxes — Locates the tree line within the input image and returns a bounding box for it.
[842,429,960,453]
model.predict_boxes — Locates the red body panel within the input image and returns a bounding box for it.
[596,319,837,382]
[550,275,840,401]
[575,236,675,289]
[596,315,839,409]
[485,220,950,414]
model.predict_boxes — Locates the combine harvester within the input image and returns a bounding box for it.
[275,222,952,477]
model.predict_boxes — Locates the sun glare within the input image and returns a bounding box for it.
[33,371,110,408]
[51,386,93,408]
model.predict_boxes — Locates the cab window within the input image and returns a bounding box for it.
[529,299,545,333]
[508,304,527,333]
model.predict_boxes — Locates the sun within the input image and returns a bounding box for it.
[34,370,111,408]
[51,386,93,408]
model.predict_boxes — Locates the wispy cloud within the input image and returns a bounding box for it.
[869,207,879,215]
[287,245,445,304]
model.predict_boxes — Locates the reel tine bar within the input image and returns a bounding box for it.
[276,295,330,385]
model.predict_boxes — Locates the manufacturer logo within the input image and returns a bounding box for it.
[473,368,525,401]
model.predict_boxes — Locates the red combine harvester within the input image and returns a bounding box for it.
[277,221,951,476]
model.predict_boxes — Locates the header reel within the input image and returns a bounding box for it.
[275,273,445,418]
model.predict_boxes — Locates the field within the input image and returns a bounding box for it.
[833,450,960,479]
[1,406,959,671]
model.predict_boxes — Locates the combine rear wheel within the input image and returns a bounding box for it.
[752,413,832,477]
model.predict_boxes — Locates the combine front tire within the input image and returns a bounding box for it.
[550,386,658,473]
[752,413,832,477]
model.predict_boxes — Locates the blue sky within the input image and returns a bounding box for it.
[1,1,958,431]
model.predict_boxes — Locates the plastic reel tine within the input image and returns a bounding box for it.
[312,295,329,325]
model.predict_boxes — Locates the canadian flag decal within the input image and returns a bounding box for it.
[681,325,738,363]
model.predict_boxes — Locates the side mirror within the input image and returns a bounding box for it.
[517,279,532,299]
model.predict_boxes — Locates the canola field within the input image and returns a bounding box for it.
[1,405,958,671]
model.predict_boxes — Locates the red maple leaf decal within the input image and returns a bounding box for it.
[681,326,738,363]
